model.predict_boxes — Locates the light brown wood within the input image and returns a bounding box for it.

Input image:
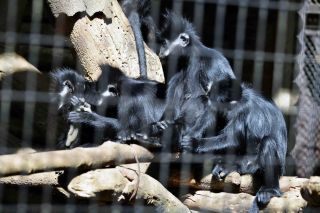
[170,171,309,195]
[0,171,60,186]
[0,142,153,176]
[0,53,40,79]
[68,167,191,213]
[48,0,164,82]
[184,190,308,213]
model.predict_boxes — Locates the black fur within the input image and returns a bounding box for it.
[120,0,157,77]
[116,75,166,146]
[50,68,87,113]
[189,85,287,211]
[179,78,242,152]
[50,68,120,148]
[60,65,166,147]
[152,12,236,150]
[157,12,287,210]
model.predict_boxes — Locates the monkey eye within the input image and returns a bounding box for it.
[180,35,187,42]
[63,80,74,93]
[108,85,118,96]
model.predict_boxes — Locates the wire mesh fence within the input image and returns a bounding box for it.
[0,0,309,212]
[292,0,320,177]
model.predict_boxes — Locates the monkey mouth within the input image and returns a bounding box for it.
[159,48,169,58]
[158,52,166,59]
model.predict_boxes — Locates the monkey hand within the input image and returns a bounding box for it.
[211,163,237,181]
[68,111,94,124]
[70,96,81,106]
[180,135,197,153]
[70,96,92,112]
[151,120,173,134]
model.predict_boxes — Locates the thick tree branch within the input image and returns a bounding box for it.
[0,171,60,186]
[170,171,309,194]
[68,167,190,212]
[183,190,308,213]
[0,142,153,177]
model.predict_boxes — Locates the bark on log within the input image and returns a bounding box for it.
[0,146,309,196]
[68,167,191,213]
[170,171,309,195]
[47,0,164,82]
[0,171,60,186]
[301,176,320,206]
[0,170,310,195]
[183,190,308,213]
[0,142,153,176]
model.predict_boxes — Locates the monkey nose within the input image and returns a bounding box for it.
[158,52,164,58]
[159,48,167,58]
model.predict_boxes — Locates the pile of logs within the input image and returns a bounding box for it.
[1,0,320,212]
[0,142,320,212]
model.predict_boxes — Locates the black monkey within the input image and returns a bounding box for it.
[116,75,166,144]
[50,68,87,148]
[150,12,236,150]
[50,68,87,112]
[67,66,122,134]
[120,0,157,77]
[51,68,120,148]
[178,78,242,152]
[65,65,165,147]
[186,84,287,212]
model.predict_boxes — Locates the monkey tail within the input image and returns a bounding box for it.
[128,12,148,78]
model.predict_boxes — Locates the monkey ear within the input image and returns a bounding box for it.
[179,33,190,47]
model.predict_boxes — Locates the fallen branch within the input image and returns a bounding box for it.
[0,151,308,194]
[0,142,153,177]
[68,167,190,212]
[183,190,308,213]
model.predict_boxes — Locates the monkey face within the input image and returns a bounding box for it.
[159,33,190,58]
[50,68,86,110]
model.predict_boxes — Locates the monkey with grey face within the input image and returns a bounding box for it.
[50,68,87,112]
[50,68,88,148]
[149,12,236,147]
[50,68,120,148]
[156,12,287,212]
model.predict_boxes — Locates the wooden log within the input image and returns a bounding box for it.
[68,167,191,213]
[0,142,153,176]
[47,0,164,82]
[0,171,60,186]
[170,171,309,195]
[183,190,308,213]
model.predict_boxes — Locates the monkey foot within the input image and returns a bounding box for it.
[256,187,282,207]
